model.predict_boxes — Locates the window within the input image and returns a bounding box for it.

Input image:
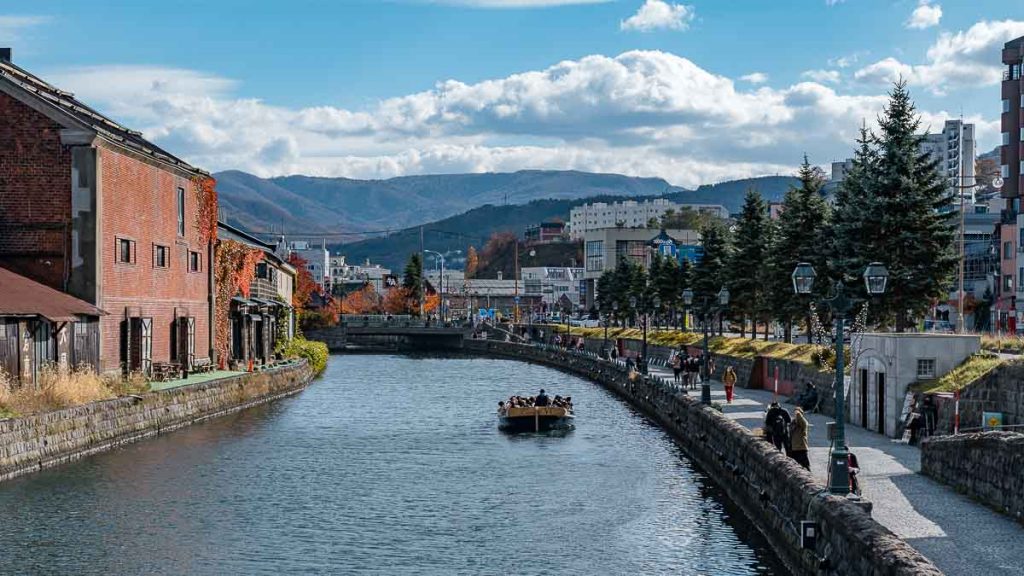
[153,244,168,268]
[1021,128,1024,142]
[255,262,269,279]
[1004,132,1012,146]
[1005,241,1013,260]
[1005,274,1014,292]
[1005,99,1012,113]
[188,251,201,273]
[585,240,604,272]
[177,187,185,237]
[1003,165,1011,178]
[916,359,936,380]
[1019,267,1024,290]
[1013,64,1022,80]
[117,237,136,264]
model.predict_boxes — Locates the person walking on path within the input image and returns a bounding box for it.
[723,366,737,404]
[671,352,683,385]
[764,401,791,452]
[789,407,810,470]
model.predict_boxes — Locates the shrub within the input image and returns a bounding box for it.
[282,337,329,377]
[0,365,151,417]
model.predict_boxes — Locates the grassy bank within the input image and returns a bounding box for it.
[0,366,149,418]
[543,325,827,366]
[981,335,1024,355]
[282,337,329,377]
[911,353,1006,394]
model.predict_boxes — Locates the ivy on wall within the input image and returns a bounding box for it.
[213,239,264,366]
[192,174,218,245]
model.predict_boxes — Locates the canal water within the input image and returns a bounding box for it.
[0,355,785,575]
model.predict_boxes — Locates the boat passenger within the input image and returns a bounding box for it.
[498,401,507,415]
[535,389,550,407]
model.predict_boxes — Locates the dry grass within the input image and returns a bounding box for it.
[911,353,1006,394]
[981,335,1024,355]
[0,365,150,418]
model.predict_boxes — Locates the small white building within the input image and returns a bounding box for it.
[521,266,584,308]
[850,333,980,438]
[569,199,727,239]
[289,240,330,290]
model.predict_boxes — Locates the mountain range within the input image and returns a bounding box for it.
[214,169,676,234]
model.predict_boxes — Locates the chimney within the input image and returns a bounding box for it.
[0,48,11,63]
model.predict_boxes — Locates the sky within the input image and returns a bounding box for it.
[4,0,1024,187]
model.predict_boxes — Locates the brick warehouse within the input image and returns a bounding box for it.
[0,49,214,375]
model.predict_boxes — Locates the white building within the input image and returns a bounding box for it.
[330,255,392,294]
[851,333,979,438]
[288,240,330,290]
[521,266,584,308]
[920,119,976,206]
[569,199,728,239]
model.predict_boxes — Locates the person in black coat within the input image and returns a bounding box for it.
[535,389,550,407]
[764,401,792,452]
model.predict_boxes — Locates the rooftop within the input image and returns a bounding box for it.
[0,267,107,322]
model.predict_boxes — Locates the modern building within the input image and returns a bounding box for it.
[525,221,568,244]
[521,266,584,309]
[217,222,297,362]
[329,255,393,295]
[581,227,700,308]
[851,334,979,438]
[830,160,854,184]
[289,240,330,290]
[443,278,542,319]
[996,35,1024,331]
[0,49,214,375]
[920,119,976,206]
[0,266,106,384]
[569,199,727,239]
[942,211,999,331]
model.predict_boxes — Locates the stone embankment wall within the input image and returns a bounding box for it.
[922,431,1024,523]
[0,360,313,482]
[466,340,940,576]
[932,360,1024,434]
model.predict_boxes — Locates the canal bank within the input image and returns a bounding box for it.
[463,339,941,576]
[0,360,313,482]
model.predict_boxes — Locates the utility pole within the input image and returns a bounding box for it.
[514,239,520,325]
[420,226,425,318]
[958,116,966,333]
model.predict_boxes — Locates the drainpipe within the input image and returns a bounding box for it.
[209,240,216,366]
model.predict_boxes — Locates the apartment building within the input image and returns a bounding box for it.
[569,199,727,239]
[289,240,330,290]
[997,35,1024,332]
[581,227,700,308]
[521,266,584,308]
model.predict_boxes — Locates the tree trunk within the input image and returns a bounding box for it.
[806,313,813,344]
[764,319,769,341]
[784,321,792,343]
[740,314,746,338]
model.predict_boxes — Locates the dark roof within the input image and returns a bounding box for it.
[217,220,290,268]
[0,267,106,322]
[0,59,203,176]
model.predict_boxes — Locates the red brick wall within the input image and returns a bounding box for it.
[98,144,211,372]
[0,91,71,289]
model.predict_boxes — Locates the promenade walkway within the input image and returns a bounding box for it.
[643,363,1024,576]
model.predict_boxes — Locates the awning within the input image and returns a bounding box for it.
[250,297,281,308]
[0,266,107,322]
[231,296,255,306]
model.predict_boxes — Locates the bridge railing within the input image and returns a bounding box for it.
[340,314,472,330]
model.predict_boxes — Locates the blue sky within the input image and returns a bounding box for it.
[4,0,1024,186]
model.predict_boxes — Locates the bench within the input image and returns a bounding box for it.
[191,358,215,374]
[151,362,182,382]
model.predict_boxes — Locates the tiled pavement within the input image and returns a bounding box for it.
[644,364,1024,576]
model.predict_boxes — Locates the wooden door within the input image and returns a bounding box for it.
[177,317,196,370]
[130,317,153,376]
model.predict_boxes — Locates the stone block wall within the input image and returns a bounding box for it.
[465,340,940,576]
[932,360,1024,435]
[0,360,312,482]
[922,431,1024,523]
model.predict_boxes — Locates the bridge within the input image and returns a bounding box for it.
[306,315,475,352]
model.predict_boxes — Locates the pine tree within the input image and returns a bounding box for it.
[766,156,831,342]
[869,81,957,331]
[402,253,424,313]
[692,220,732,332]
[727,189,770,338]
[830,124,880,286]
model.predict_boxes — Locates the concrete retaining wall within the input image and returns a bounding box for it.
[0,360,313,482]
[922,431,1024,523]
[931,360,1024,435]
[465,340,940,576]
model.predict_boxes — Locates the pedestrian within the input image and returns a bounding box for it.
[723,366,737,404]
[789,406,810,470]
[922,395,938,437]
[671,352,682,385]
[764,401,791,452]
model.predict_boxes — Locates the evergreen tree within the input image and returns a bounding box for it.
[766,156,831,342]
[402,253,424,313]
[692,220,732,332]
[727,189,770,338]
[830,124,880,286]
[867,81,957,330]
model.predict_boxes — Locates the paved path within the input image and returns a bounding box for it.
[643,364,1024,576]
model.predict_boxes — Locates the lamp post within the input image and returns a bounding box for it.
[682,287,729,405]
[424,249,445,323]
[791,261,888,496]
[608,300,619,357]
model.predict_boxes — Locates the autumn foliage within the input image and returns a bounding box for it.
[192,175,218,245]
[288,253,317,311]
[340,284,380,314]
[213,239,264,364]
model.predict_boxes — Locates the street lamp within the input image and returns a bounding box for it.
[792,261,888,496]
[424,249,446,323]
[682,287,729,404]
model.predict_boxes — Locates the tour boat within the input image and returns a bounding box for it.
[498,405,575,433]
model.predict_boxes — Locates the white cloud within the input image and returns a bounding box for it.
[801,69,841,84]
[855,19,1024,93]
[0,15,49,40]
[740,72,768,84]
[44,50,997,187]
[905,0,941,30]
[621,0,694,32]
[828,51,867,68]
